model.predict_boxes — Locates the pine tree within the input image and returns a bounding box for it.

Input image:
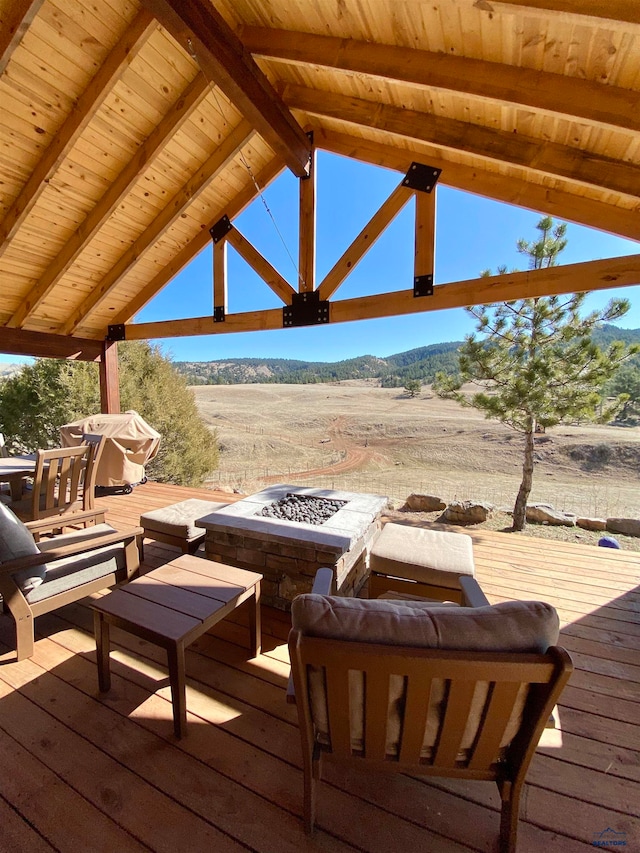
[433,216,639,531]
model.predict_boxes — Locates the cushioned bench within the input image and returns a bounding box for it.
[140,499,228,555]
[369,523,476,603]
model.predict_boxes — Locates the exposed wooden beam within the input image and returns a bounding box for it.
[99,341,120,414]
[213,240,227,315]
[0,328,102,361]
[7,74,209,330]
[124,252,640,341]
[59,120,254,336]
[226,227,297,304]
[140,0,311,177]
[283,85,640,201]
[0,0,44,76]
[0,10,156,260]
[111,157,285,326]
[299,144,316,292]
[490,1,640,26]
[317,183,414,301]
[414,190,436,285]
[316,128,640,242]
[242,27,640,135]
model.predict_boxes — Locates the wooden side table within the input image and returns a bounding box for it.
[91,554,262,738]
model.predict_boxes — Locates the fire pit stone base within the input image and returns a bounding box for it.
[197,484,389,610]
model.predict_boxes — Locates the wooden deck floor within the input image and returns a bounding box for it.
[1,481,638,852]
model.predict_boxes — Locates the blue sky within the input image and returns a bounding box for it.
[3,150,639,365]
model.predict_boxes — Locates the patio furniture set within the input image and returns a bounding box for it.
[0,484,572,852]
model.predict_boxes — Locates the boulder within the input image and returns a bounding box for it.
[606,518,640,537]
[440,501,493,525]
[526,505,577,527]
[576,517,607,532]
[405,493,447,512]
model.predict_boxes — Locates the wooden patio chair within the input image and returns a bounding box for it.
[288,571,572,852]
[0,502,142,661]
[9,444,104,531]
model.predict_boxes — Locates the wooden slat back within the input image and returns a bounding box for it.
[291,633,571,774]
[32,445,90,521]
[81,434,105,510]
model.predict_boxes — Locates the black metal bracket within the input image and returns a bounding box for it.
[403,162,442,194]
[213,306,225,323]
[283,290,330,327]
[413,274,434,297]
[106,324,126,341]
[210,214,232,244]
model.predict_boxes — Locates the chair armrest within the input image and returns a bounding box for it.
[25,509,107,536]
[311,567,334,595]
[0,526,143,576]
[460,576,490,608]
[286,568,335,704]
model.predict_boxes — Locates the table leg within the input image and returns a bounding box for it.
[167,642,187,738]
[94,610,111,692]
[248,582,261,657]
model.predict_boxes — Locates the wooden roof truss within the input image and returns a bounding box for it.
[0,0,638,366]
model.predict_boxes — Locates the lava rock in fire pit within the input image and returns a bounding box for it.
[258,493,347,526]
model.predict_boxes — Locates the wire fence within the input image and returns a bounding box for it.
[205,466,638,518]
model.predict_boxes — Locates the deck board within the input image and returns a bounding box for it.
[0,481,638,852]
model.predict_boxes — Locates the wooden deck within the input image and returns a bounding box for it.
[1,481,638,852]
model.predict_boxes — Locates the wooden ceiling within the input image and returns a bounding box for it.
[1,0,639,361]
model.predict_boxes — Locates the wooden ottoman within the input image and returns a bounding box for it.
[369,523,476,603]
[140,499,228,556]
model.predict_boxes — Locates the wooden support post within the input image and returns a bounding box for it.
[99,340,120,414]
[213,239,228,317]
[414,186,436,284]
[299,143,316,292]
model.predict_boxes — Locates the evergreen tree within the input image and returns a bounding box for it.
[433,216,638,531]
[404,379,422,397]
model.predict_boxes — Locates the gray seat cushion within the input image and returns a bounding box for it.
[0,505,124,601]
[0,502,45,593]
[370,523,475,587]
[292,594,559,651]
[140,499,227,541]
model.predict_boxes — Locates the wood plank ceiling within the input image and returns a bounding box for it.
[0,0,639,359]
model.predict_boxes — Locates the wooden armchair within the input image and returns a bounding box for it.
[10,444,105,530]
[0,502,141,660]
[288,572,572,852]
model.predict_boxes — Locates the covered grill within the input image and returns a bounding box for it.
[60,411,160,493]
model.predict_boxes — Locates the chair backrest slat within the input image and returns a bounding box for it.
[31,445,90,521]
[468,681,525,770]
[81,434,105,510]
[433,679,477,767]
[398,677,434,764]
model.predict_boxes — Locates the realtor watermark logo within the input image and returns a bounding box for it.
[592,827,627,847]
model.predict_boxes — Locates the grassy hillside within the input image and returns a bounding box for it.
[174,324,640,386]
[174,342,463,386]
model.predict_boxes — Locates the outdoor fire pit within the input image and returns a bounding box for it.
[197,484,389,609]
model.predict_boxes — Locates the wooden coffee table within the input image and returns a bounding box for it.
[91,554,262,738]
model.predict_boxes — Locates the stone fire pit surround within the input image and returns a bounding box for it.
[196,484,389,609]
